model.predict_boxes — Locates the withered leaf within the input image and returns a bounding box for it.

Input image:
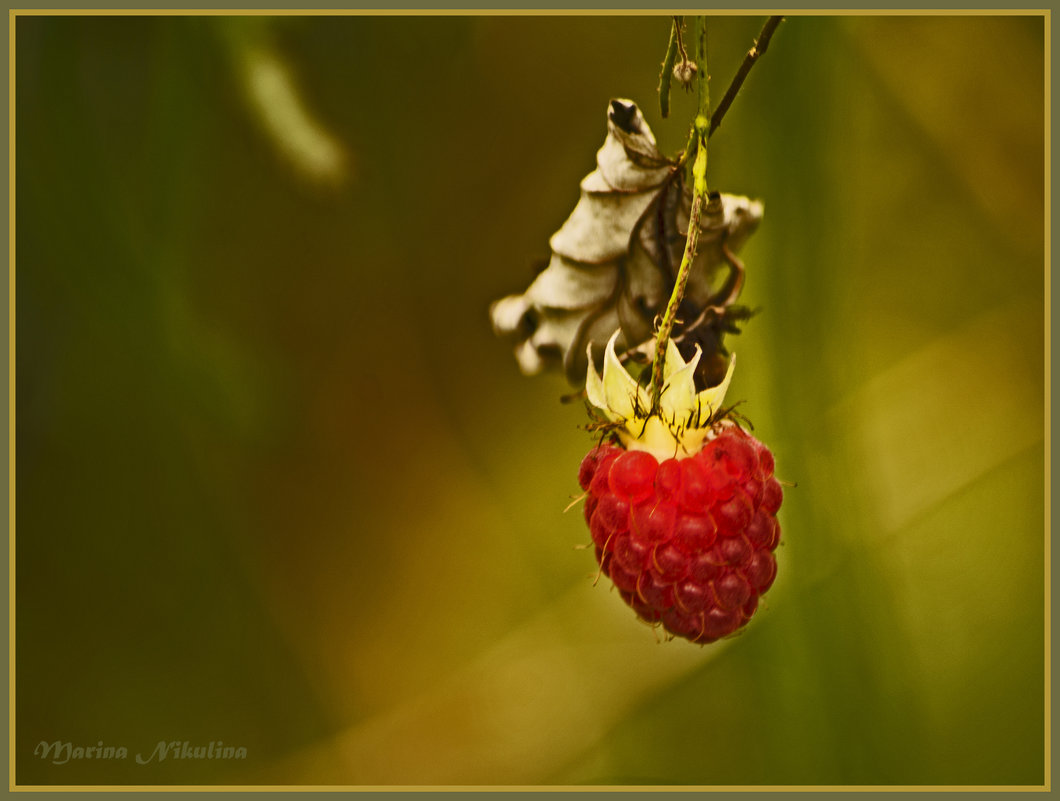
[491,98,763,387]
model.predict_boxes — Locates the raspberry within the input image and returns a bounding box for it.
[579,426,783,644]
[580,331,786,643]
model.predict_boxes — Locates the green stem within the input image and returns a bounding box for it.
[651,141,708,407]
[695,15,710,122]
[657,17,680,118]
[651,16,712,408]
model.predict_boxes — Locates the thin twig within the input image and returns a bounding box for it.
[708,15,783,138]
[674,16,689,64]
[657,17,680,118]
[672,17,698,93]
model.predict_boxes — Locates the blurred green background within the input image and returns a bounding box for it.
[15,14,1045,787]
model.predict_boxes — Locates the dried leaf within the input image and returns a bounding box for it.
[491,98,763,387]
[526,255,619,310]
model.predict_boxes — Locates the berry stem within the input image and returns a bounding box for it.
[651,17,711,410]
[650,145,706,408]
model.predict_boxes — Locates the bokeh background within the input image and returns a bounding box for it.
[15,13,1046,787]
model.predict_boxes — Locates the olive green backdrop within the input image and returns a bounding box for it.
[15,14,1046,786]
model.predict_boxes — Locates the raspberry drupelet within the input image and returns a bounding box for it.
[581,332,783,644]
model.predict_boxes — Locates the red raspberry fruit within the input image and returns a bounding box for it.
[580,426,782,644]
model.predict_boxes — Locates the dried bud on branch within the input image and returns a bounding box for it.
[673,59,698,89]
